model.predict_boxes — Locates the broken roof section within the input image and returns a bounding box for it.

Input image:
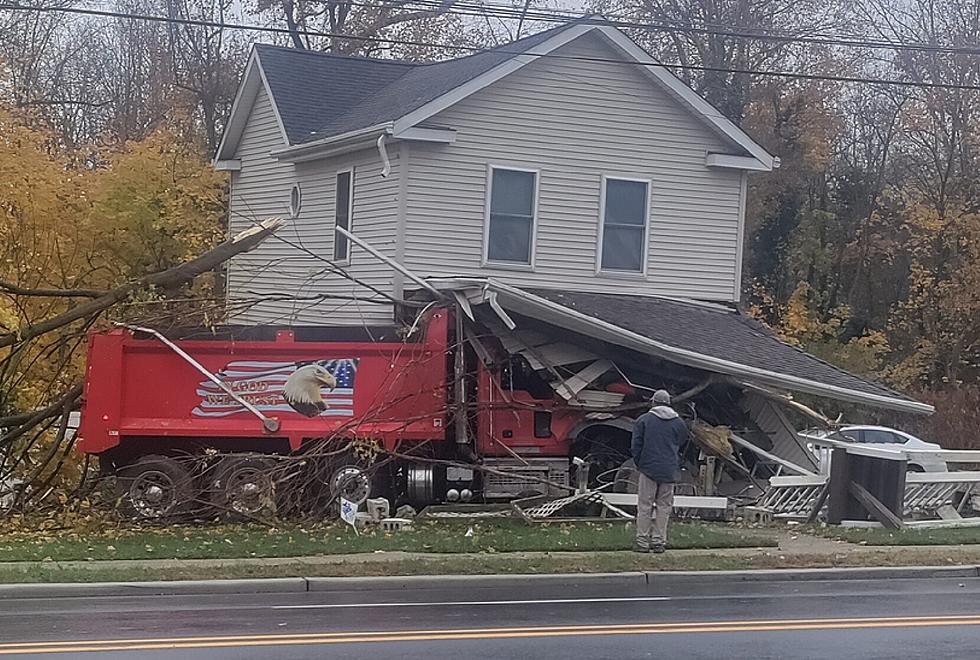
[433,279,933,415]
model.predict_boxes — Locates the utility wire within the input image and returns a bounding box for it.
[2,4,980,91]
[37,0,980,57]
[376,0,980,57]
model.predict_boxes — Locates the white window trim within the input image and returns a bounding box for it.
[596,174,652,278]
[482,164,540,271]
[333,166,354,264]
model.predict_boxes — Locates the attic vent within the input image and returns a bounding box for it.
[288,183,302,218]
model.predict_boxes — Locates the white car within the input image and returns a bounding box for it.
[807,425,948,473]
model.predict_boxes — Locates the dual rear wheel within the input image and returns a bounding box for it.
[115,454,371,521]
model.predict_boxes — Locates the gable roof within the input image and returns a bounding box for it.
[429,278,932,414]
[257,26,564,146]
[216,20,775,168]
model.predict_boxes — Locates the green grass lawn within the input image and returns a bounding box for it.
[0,520,775,562]
[818,525,980,546]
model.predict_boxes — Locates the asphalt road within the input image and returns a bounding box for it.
[3,574,980,658]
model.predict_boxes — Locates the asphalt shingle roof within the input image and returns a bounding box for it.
[254,26,564,145]
[527,289,919,406]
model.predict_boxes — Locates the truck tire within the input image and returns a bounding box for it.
[208,455,278,519]
[208,456,276,519]
[116,455,197,520]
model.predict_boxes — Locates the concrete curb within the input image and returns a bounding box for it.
[1,565,978,599]
[644,565,980,585]
[0,577,308,599]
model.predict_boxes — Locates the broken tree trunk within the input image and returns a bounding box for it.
[0,218,285,350]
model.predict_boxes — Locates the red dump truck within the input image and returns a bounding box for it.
[78,307,634,518]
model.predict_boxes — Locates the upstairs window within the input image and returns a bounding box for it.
[485,167,537,266]
[334,169,353,261]
[599,177,649,273]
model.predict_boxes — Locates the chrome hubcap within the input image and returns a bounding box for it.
[226,469,273,514]
[331,466,371,505]
[130,471,177,518]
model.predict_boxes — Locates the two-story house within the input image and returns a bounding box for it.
[215,19,930,419]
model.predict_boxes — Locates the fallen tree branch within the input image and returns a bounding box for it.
[740,382,838,428]
[0,281,106,298]
[0,383,83,447]
[673,375,718,405]
[0,218,285,349]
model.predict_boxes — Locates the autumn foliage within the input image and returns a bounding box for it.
[0,106,225,497]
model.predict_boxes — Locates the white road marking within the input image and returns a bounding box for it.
[273,596,673,610]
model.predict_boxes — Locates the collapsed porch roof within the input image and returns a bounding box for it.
[428,278,933,415]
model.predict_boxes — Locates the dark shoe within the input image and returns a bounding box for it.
[632,542,650,553]
[652,544,666,554]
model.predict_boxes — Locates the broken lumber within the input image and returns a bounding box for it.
[848,481,905,530]
[729,433,816,476]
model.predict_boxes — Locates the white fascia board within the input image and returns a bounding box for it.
[594,26,775,172]
[213,159,241,171]
[391,127,457,143]
[427,277,934,415]
[273,124,456,162]
[391,23,597,135]
[706,153,772,171]
[214,50,290,162]
[213,51,261,162]
[271,123,393,162]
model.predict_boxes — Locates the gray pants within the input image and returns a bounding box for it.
[636,473,674,547]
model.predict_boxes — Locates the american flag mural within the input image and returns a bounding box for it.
[192,358,358,418]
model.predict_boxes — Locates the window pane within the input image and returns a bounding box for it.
[491,169,535,217]
[605,179,647,226]
[864,430,896,444]
[334,171,352,260]
[488,214,532,263]
[487,169,535,264]
[601,225,644,271]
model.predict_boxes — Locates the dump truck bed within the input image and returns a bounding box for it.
[78,311,450,455]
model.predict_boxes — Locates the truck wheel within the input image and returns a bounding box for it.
[209,456,278,519]
[117,455,196,520]
[330,465,371,505]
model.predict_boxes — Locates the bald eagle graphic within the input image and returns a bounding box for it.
[282,363,338,417]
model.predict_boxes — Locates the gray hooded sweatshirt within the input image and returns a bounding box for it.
[630,405,689,483]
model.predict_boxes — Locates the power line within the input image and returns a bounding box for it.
[50,0,980,57]
[389,0,980,57]
[2,3,980,91]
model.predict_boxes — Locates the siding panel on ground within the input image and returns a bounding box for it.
[227,88,396,325]
[404,32,745,301]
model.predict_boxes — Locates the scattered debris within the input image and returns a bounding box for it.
[366,498,390,522]
[394,504,417,519]
[380,517,412,532]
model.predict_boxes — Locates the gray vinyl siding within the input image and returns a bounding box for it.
[404,32,745,301]
[227,87,397,325]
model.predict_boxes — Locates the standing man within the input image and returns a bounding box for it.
[631,389,688,553]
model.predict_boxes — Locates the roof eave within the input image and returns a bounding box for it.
[428,277,934,415]
[271,123,393,162]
